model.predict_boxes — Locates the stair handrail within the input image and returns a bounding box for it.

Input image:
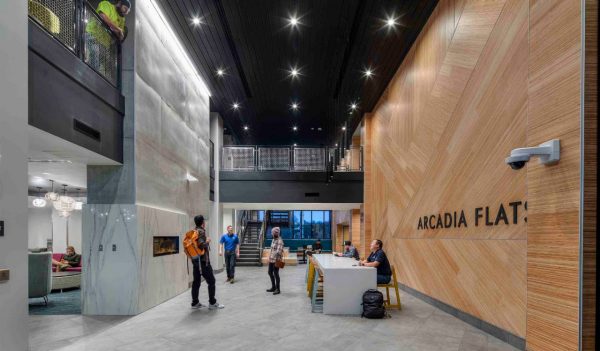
[258,210,269,264]
[237,210,249,243]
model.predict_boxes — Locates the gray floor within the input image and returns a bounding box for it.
[29,265,519,351]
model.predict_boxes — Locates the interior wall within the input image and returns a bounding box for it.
[366,0,530,339]
[365,0,590,349]
[0,0,28,348]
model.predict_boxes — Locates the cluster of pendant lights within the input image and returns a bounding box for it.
[191,10,402,137]
[32,180,83,218]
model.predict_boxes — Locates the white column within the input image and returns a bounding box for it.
[0,0,28,348]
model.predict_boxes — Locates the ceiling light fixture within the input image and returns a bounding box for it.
[53,185,75,218]
[288,66,301,80]
[350,102,358,111]
[293,126,298,131]
[216,68,225,77]
[291,102,299,110]
[192,17,202,26]
[385,15,398,29]
[33,187,47,208]
[342,126,347,131]
[363,67,374,79]
[45,180,59,201]
[232,102,240,110]
[73,188,83,210]
[243,126,249,131]
[289,16,299,28]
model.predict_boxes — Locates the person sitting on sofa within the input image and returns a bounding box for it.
[52,246,81,271]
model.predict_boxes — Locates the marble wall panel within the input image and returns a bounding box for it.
[82,204,139,315]
[136,205,189,313]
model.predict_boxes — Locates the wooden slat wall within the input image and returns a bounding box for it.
[366,0,530,337]
[364,0,593,345]
[582,2,598,350]
[527,0,584,350]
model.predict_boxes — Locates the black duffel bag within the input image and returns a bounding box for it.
[361,289,386,319]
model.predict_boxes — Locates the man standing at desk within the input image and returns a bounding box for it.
[359,239,392,284]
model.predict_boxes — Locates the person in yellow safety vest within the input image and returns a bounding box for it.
[85,1,130,75]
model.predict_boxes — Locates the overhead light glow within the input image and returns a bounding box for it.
[293,143,297,147]
[289,16,299,27]
[293,126,298,131]
[232,102,240,110]
[291,102,299,110]
[363,67,374,79]
[385,15,398,29]
[216,68,225,77]
[288,66,301,80]
[350,102,358,110]
[243,126,249,131]
[33,198,47,208]
[192,17,202,26]
[342,126,347,131]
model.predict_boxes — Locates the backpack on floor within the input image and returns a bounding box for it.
[361,289,386,319]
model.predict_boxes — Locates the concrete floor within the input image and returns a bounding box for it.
[29,265,519,351]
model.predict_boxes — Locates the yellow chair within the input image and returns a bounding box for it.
[306,258,315,297]
[377,265,401,310]
[29,1,61,35]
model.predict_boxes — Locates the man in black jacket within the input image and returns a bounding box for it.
[191,215,224,310]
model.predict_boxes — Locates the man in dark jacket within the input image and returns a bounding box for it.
[191,215,224,310]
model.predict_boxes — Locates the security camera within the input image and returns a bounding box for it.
[505,139,560,170]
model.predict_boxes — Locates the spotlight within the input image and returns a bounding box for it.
[288,66,301,79]
[385,15,398,29]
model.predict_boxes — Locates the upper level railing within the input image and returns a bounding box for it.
[28,0,121,87]
[221,146,363,172]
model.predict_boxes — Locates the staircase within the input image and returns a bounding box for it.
[237,221,263,266]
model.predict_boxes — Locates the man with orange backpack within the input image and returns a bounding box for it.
[184,215,224,310]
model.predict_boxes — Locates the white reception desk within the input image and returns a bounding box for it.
[312,254,377,315]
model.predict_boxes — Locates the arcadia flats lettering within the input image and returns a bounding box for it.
[417,201,527,230]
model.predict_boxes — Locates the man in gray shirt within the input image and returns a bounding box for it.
[335,240,359,260]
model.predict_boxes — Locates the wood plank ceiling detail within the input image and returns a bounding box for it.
[158,0,438,145]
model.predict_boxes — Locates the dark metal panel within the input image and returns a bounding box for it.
[28,20,125,114]
[219,179,363,203]
[220,171,363,182]
[29,51,123,163]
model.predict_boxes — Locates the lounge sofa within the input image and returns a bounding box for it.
[52,253,82,272]
[29,252,52,304]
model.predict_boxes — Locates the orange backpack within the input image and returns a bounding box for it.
[183,229,205,259]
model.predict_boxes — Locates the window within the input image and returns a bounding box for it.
[268,210,332,240]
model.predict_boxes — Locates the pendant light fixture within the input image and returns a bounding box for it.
[74,188,83,210]
[45,180,59,201]
[32,187,47,208]
[53,184,74,217]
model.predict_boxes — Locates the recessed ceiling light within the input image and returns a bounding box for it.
[317,127,322,131]
[293,126,298,131]
[385,15,398,29]
[293,143,297,146]
[342,126,347,131]
[363,67,374,79]
[311,127,315,131]
[291,102,299,110]
[288,66,301,79]
[232,102,240,110]
[192,17,202,26]
[289,16,299,27]
[350,102,358,110]
[335,143,338,147]
[243,126,249,131]
[216,68,225,77]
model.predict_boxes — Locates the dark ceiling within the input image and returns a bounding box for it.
[158,0,438,146]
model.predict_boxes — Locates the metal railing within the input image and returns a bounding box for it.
[221,146,362,172]
[28,0,121,87]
